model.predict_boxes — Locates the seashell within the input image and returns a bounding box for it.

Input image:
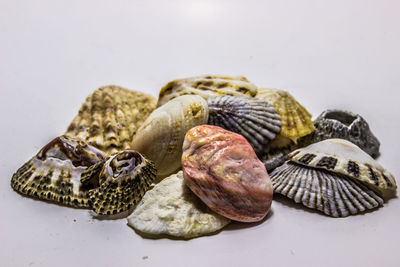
[256,88,315,142]
[65,85,157,156]
[157,75,258,107]
[81,150,156,215]
[131,95,209,178]
[127,171,230,239]
[260,147,290,171]
[207,95,281,155]
[298,109,380,158]
[288,139,397,199]
[270,161,384,217]
[182,125,273,222]
[11,136,106,208]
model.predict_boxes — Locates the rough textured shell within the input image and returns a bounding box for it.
[127,171,230,239]
[207,95,281,155]
[289,139,397,198]
[131,95,209,177]
[81,150,156,215]
[270,162,384,217]
[298,109,380,158]
[182,125,273,222]
[65,85,157,155]
[11,136,106,208]
[256,88,314,141]
[261,147,290,171]
[157,75,258,107]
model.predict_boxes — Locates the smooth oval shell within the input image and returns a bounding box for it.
[127,171,230,239]
[182,125,273,222]
[157,75,258,107]
[131,95,209,177]
[207,95,281,155]
[270,161,384,217]
[289,139,397,198]
[65,85,157,155]
[256,88,314,142]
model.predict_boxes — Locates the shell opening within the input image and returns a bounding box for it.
[324,111,357,127]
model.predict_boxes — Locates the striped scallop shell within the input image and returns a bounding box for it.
[256,88,315,142]
[65,85,157,156]
[157,75,258,107]
[270,161,384,217]
[207,95,281,155]
[131,95,209,178]
[289,139,397,199]
[81,150,156,215]
[11,136,106,208]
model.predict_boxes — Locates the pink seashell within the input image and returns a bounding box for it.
[181,125,273,222]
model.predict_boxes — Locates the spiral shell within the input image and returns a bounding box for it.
[207,95,281,155]
[157,75,258,107]
[65,85,157,155]
[131,95,209,177]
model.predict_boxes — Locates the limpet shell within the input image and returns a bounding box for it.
[81,150,156,215]
[11,136,106,208]
[256,88,315,142]
[207,95,281,155]
[157,75,258,107]
[271,161,384,217]
[65,85,157,155]
[289,139,396,198]
[131,95,209,177]
[127,171,230,239]
[182,125,273,222]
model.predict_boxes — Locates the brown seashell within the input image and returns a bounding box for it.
[181,125,273,222]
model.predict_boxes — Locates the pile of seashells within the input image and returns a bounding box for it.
[11,75,397,239]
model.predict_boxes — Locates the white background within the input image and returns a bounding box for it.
[1,0,400,266]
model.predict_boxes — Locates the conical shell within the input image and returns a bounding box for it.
[11,136,106,208]
[127,171,230,239]
[65,85,157,155]
[207,95,281,155]
[298,109,380,158]
[157,75,258,107]
[288,139,397,198]
[81,150,156,215]
[270,162,384,217]
[256,88,314,142]
[131,95,209,177]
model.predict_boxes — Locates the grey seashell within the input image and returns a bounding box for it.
[298,110,380,158]
[208,95,281,155]
[261,148,289,171]
[270,161,384,217]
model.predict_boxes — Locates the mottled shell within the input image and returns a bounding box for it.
[207,95,281,155]
[65,85,157,155]
[127,171,230,239]
[270,162,384,217]
[260,147,290,172]
[182,125,273,222]
[298,110,380,158]
[157,75,258,107]
[81,150,156,215]
[256,88,315,142]
[289,139,396,198]
[131,95,209,177]
[11,136,106,208]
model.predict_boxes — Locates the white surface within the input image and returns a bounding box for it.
[1,0,399,266]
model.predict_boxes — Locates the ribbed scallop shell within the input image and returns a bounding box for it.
[256,88,314,142]
[289,139,397,199]
[65,85,157,156]
[270,162,384,217]
[131,95,209,177]
[298,110,380,158]
[157,75,258,107]
[207,95,281,155]
[11,136,106,208]
[81,150,156,215]
[127,171,230,239]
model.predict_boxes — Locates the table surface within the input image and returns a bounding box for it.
[1,1,400,266]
